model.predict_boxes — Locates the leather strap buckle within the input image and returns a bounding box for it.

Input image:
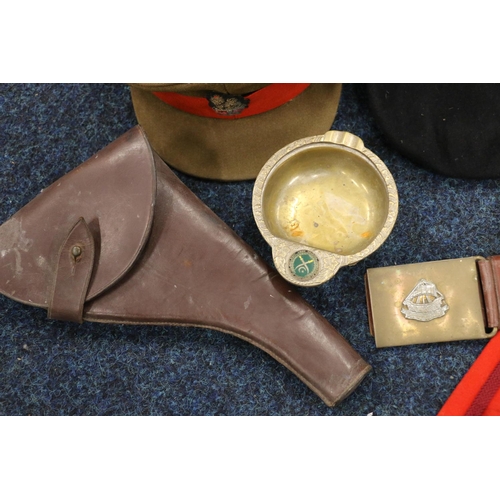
[365,256,498,347]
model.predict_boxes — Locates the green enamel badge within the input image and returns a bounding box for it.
[289,250,319,280]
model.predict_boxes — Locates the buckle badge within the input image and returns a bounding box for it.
[401,279,449,322]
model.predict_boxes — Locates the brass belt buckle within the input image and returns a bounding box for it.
[365,257,498,347]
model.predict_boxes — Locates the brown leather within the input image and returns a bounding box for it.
[48,218,95,323]
[478,256,500,329]
[0,126,371,406]
[0,128,155,308]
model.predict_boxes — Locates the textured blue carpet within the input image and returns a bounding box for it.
[1,83,498,416]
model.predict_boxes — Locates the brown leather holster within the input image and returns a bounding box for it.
[0,126,371,406]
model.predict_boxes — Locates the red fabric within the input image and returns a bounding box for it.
[438,331,500,416]
[152,84,310,119]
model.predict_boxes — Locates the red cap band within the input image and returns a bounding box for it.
[152,83,311,119]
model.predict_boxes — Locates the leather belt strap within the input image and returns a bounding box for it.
[152,83,310,119]
[48,217,95,323]
[478,256,500,329]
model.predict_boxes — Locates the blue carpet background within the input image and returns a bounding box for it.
[1,83,499,416]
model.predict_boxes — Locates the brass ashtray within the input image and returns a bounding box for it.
[252,130,398,286]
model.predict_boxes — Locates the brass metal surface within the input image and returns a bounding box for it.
[253,131,398,286]
[365,257,497,347]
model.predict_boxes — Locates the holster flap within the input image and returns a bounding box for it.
[0,127,156,309]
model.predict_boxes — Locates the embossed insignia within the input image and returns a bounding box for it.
[207,92,249,116]
[289,250,319,280]
[401,279,449,322]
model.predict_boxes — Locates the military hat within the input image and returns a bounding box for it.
[366,83,500,179]
[129,83,342,181]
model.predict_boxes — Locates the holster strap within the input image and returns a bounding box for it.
[48,217,95,323]
[478,256,500,329]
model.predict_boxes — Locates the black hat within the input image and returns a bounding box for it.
[366,83,500,179]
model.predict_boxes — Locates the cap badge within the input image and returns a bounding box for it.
[401,279,449,322]
[206,92,249,116]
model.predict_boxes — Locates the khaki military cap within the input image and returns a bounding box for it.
[129,83,342,181]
